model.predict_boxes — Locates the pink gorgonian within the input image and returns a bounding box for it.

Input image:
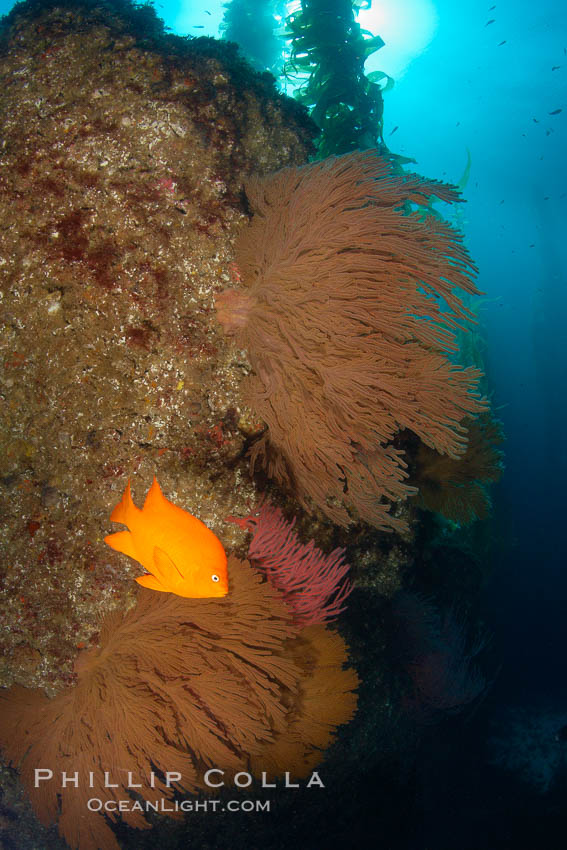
[228,502,352,626]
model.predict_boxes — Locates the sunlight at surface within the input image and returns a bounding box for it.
[168,0,438,83]
[358,0,439,80]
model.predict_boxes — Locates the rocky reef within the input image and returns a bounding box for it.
[0,0,318,694]
[0,3,494,849]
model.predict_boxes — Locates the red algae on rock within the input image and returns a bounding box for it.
[0,0,317,695]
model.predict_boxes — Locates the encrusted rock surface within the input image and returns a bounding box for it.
[0,0,317,693]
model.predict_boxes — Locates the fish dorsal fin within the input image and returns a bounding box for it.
[153,546,184,585]
[143,476,170,514]
[109,480,139,526]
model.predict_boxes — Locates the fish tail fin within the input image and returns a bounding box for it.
[109,480,138,525]
[104,530,138,561]
[136,574,168,592]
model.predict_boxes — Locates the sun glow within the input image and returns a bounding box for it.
[358,0,439,81]
[170,0,438,85]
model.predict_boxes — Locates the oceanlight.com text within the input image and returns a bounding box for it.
[87,798,271,814]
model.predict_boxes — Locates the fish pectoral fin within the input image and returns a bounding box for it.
[152,546,184,586]
[136,574,169,593]
[104,530,138,561]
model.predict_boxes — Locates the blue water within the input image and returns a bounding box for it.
[380,5,567,842]
[387,1,567,704]
[1,0,566,846]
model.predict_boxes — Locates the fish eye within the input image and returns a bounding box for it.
[211,574,220,582]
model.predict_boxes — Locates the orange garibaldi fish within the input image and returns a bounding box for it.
[105,477,228,598]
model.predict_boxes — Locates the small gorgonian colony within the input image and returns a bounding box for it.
[410,411,504,524]
[228,500,352,625]
[216,151,486,531]
[392,591,487,718]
